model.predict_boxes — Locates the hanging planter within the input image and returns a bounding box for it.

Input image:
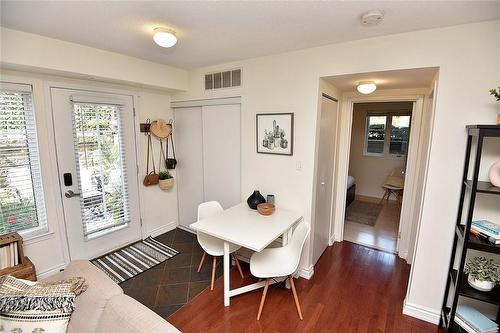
[158,170,174,191]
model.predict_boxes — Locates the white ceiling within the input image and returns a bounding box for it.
[324,67,439,92]
[1,1,499,69]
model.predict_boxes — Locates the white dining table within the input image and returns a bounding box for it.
[189,203,303,306]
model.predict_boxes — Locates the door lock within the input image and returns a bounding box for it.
[64,190,81,198]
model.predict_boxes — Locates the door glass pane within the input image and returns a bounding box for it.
[390,115,411,155]
[73,103,129,237]
[366,116,386,154]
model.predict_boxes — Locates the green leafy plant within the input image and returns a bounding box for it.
[490,87,500,101]
[465,257,500,284]
[158,170,173,180]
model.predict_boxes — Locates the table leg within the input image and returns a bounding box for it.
[224,241,230,307]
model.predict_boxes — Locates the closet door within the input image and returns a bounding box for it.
[202,104,241,209]
[174,107,204,227]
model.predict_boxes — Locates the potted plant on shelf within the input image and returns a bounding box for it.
[464,256,500,292]
[490,87,500,125]
[158,170,174,191]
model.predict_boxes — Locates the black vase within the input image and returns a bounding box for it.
[247,190,266,210]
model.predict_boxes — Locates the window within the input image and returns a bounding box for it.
[365,115,387,154]
[390,115,411,155]
[364,113,411,156]
[0,82,47,236]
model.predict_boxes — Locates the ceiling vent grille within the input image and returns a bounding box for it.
[205,69,241,90]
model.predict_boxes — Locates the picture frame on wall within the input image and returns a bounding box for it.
[256,113,294,155]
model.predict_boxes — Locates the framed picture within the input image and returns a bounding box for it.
[256,113,294,155]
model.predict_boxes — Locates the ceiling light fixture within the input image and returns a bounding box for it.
[153,27,177,48]
[357,81,377,94]
[361,10,384,26]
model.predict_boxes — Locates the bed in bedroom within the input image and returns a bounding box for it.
[346,176,356,207]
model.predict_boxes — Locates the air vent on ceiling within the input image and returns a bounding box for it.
[205,69,241,90]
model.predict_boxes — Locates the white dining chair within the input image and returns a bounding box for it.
[250,220,310,320]
[196,201,244,290]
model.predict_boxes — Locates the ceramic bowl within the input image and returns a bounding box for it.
[257,203,275,216]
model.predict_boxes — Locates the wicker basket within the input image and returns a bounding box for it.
[159,178,174,191]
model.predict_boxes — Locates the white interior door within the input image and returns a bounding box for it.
[50,87,141,260]
[312,96,338,265]
[202,104,241,209]
[174,107,204,227]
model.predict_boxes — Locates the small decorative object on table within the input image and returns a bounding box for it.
[464,256,500,292]
[158,170,174,191]
[266,194,275,205]
[247,190,266,209]
[489,161,500,188]
[257,203,275,216]
[489,87,500,125]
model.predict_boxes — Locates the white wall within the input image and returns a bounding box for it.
[0,27,189,92]
[0,69,178,278]
[172,20,500,322]
[348,101,412,199]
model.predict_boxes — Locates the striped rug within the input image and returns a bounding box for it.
[91,236,178,284]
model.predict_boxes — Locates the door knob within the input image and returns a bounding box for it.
[320,182,325,185]
[64,190,81,198]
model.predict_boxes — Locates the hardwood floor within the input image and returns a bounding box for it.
[169,241,443,332]
[344,197,400,253]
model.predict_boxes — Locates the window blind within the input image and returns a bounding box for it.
[0,82,47,235]
[71,101,130,237]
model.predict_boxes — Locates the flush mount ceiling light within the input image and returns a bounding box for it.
[357,81,377,94]
[361,10,384,26]
[153,27,177,48]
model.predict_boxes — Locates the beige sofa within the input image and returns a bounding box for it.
[45,260,181,333]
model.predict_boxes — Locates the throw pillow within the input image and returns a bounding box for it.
[0,275,87,333]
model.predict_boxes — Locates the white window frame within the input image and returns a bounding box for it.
[363,112,411,157]
[0,82,48,239]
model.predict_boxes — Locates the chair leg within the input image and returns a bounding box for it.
[257,279,269,320]
[197,252,206,273]
[379,190,387,205]
[232,253,244,279]
[210,256,217,291]
[289,276,303,320]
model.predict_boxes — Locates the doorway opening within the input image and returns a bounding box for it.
[344,101,413,253]
[311,67,439,268]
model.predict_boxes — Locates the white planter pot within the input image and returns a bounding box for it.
[489,161,500,188]
[468,275,495,292]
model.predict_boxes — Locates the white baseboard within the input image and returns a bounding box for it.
[145,221,177,238]
[402,299,440,325]
[37,263,67,280]
[176,224,196,235]
[298,265,314,280]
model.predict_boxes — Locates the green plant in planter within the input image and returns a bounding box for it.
[490,87,500,101]
[158,170,173,180]
[464,256,500,284]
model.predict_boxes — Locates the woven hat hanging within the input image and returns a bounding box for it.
[150,119,172,139]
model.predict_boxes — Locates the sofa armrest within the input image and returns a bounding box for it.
[96,294,181,333]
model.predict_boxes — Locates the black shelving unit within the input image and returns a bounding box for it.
[440,125,500,332]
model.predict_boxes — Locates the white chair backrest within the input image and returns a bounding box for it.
[197,201,223,221]
[287,220,311,273]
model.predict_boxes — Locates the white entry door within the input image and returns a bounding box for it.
[312,95,338,265]
[50,87,141,260]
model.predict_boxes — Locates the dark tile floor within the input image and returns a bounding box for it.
[120,228,223,318]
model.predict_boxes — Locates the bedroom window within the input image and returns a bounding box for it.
[364,113,411,157]
[0,82,47,236]
[365,115,386,155]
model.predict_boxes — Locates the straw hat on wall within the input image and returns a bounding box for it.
[150,119,172,139]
